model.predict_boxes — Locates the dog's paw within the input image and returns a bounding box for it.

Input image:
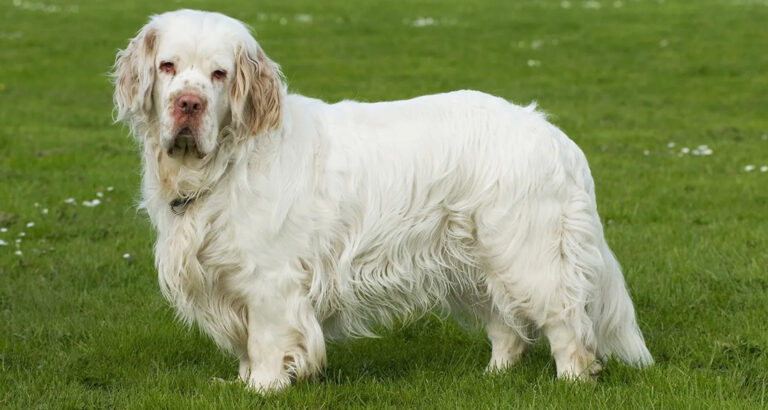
[243,371,291,394]
[556,359,603,382]
[484,356,521,374]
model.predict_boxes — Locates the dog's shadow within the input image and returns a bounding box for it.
[319,316,549,386]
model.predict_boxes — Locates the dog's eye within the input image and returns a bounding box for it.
[159,61,176,74]
[212,70,227,80]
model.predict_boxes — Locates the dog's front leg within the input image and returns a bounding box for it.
[240,281,326,393]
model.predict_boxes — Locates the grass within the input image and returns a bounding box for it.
[1,0,767,408]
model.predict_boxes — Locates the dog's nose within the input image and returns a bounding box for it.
[175,94,204,116]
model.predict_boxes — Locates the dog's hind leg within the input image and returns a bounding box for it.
[479,190,606,380]
[486,269,601,380]
[533,193,606,380]
[541,314,601,380]
[484,309,531,372]
[484,273,600,379]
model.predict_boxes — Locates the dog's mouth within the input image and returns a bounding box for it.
[167,126,205,159]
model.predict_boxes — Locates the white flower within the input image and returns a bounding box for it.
[26,222,34,228]
[745,165,756,172]
[761,166,768,172]
[0,227,7,233]
[107,186,114,192]
[680,147,690,154]
[123,253,131,259]
[82,199,101,207]
[15,238,21,244]
[584,1,601,9]
[527,59,541,67]
[34,202,40,207]
[411,17,437,27]
[0,239,7,246]
[96,192,104,198]
[42,208,49,214]
[530,39,544,50]
[667,142,675,148]
[18,232,25,237]
[64,197,76,204]
[643,150,650,156]
[295,14,312,23]
[14,250,22,256]
[691,145,713,156]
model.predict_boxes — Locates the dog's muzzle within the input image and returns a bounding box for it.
[167,127,204,158]
[167,92,207,159]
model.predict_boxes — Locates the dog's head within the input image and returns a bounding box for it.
[112,9,283,160]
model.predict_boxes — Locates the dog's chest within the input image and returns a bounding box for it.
[155,211,245,323]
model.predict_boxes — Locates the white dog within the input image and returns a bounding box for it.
[112,9,652,392]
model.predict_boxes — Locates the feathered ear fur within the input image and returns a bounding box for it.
[230,40,284,139]
[112,22,158,132]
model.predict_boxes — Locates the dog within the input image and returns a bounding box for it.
[112,9,652,392]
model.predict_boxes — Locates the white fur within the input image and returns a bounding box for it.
[113,9,653,392]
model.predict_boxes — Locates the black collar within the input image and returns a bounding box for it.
[169,196,196,215]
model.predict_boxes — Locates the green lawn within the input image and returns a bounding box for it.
[2,0,767,408]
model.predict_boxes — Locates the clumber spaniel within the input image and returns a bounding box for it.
[112,9,652,392]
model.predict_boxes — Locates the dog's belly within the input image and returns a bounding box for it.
[309,169,520,338]
[313,205,489,339]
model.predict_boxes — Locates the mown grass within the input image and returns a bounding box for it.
[1,0,767,408]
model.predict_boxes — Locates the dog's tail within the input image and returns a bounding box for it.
[592,242,653,367]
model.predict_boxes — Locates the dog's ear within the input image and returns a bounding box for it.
[230,41,284,139]
[112,23,158,128]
